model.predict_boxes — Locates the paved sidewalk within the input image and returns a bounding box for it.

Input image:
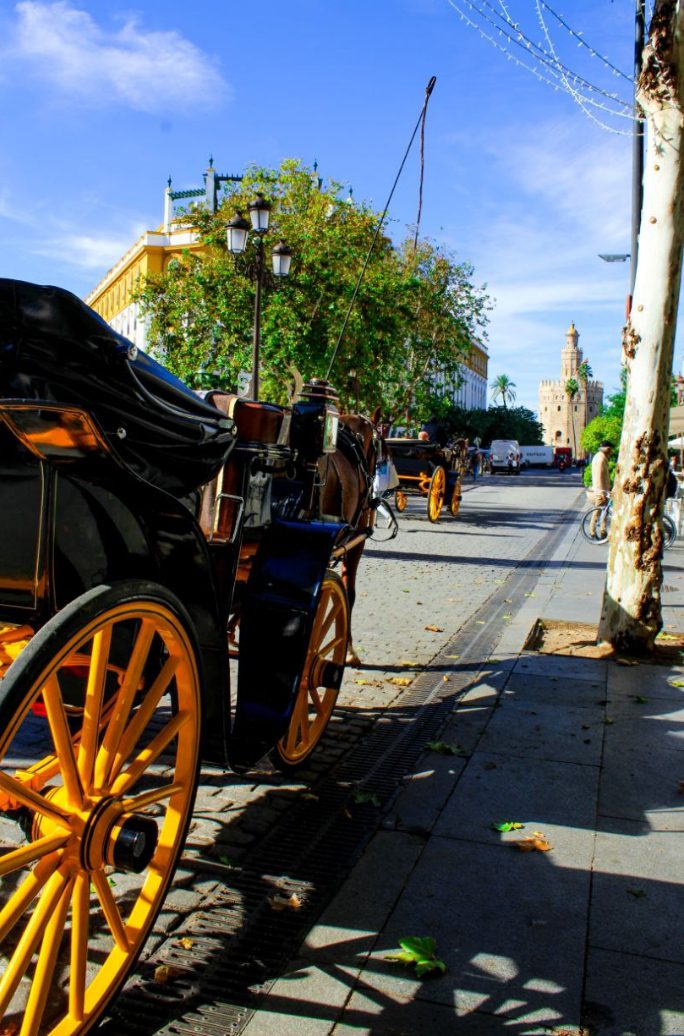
[243,519,684,1034]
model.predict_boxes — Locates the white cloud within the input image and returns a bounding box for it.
[5,1,230,114]
[30,231,138,270]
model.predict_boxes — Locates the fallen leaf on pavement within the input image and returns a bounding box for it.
[154,965,176,985]
[444,654,460,659]
[179,937,194,950]
[425,625,444,633]
[268,892,303,911]
[670,679,684,688]
[491,820,525,832]
[400,659,420,667]
[626,888,646,899]
[425,741,466,756]
[389,677,412,686]
[385,935,447,978]
[354,678,382,686]
[633,695,648,704]
[511,833,553,852]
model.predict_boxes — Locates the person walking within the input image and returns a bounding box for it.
[589,440,614,538]
[472,447,482,480]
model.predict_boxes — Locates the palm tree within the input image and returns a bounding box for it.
[490,374,517,409]
[565,377,579,459]
[577,360,593,458]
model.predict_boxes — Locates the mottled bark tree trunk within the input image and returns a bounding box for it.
[599,0,684,651]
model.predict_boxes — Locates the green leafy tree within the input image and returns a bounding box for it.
[136,160,490,419]
[577,359,593,457]
[490,374,516,409]
[581,377,626,487]
[439,404,544,446]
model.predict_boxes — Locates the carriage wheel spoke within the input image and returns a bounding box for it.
[42,674,83,808]
[20,876,73,1036]
[92,871,129,952]
[0,867,69,1017]
[0,852,62,942]
[94,620,155,791]
[110,711,189,797]
[309,688,323,714]
[0,833,68,879]
[69,872,90,1022]
[109,655,180,785]
[0,773,71,829]
[121,781,183,813]
[77,626,113,793]
[318,634,346,660]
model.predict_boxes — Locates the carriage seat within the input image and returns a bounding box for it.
[205,391,287,445]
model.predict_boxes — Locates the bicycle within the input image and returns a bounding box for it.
[581,497,676,548]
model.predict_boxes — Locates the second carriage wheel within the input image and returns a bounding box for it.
[395,489,408,513]
[0,580,202,1036]
[450,478,462,517]
[274,571,349,771]
[427,466,446,522]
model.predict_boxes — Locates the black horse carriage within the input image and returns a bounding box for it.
[385,437,465,522]
[0,279,373,1034]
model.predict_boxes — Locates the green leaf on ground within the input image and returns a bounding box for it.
[425,741,466,756]
[385,936,447,977]
[491,821,525,832]
[627,887,647,898]
[634,695,649,704]
[669,679,684,688]
[353,790,381,806]
[524,592,537,598]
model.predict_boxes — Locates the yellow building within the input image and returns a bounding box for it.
[85,161,240,349]
[538,323,603,456]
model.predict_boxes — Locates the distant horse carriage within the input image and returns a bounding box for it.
[386,436,468,522]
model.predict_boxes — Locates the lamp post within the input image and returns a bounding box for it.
[226,195,292,400]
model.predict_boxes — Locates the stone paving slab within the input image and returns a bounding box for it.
[590,822,684,964]
[433,751,599,859]
[478,697,604,766]
[500,670,606,706]
[583,948,684,1036]
[606,662,684,701]
[602,696,684,754]
[599,741,684,830]
[344,834,588,1029]
[513,652,608,683]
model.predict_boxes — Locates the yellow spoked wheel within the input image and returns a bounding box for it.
[450,478,462,517]
[395,490,408,513]
[427,467,446,523]
[275,571,349,770]
[0,581,201,1036]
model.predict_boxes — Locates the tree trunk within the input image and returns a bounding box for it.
[599,0,684,651]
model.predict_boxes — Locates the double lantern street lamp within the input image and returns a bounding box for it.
[226,195,292,401]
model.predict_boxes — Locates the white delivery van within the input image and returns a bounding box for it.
[519,445,554,468]
[490,439,521,474]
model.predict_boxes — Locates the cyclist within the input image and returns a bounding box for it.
[589,440,614,539]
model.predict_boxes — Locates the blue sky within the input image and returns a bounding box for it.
[0,0,648,411]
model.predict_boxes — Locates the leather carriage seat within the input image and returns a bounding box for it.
[198,392,291,543]
[205,390,288,445]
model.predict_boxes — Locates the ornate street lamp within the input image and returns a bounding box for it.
[226,197,291,400]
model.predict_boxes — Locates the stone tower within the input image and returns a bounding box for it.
[538,323,603,457]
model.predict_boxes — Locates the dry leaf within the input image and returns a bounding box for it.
[343,807,352,819]
[511,834,553,852]
[268,892,303,911]
[443,675,450,682]
[301,792,319,802]
[389,676,412,686]
[154,965,174,985]
[354,678,381,686]
[400,659,420,667]
[179,937,194,950]
[424,625,444,633]
[444,654,460,659]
